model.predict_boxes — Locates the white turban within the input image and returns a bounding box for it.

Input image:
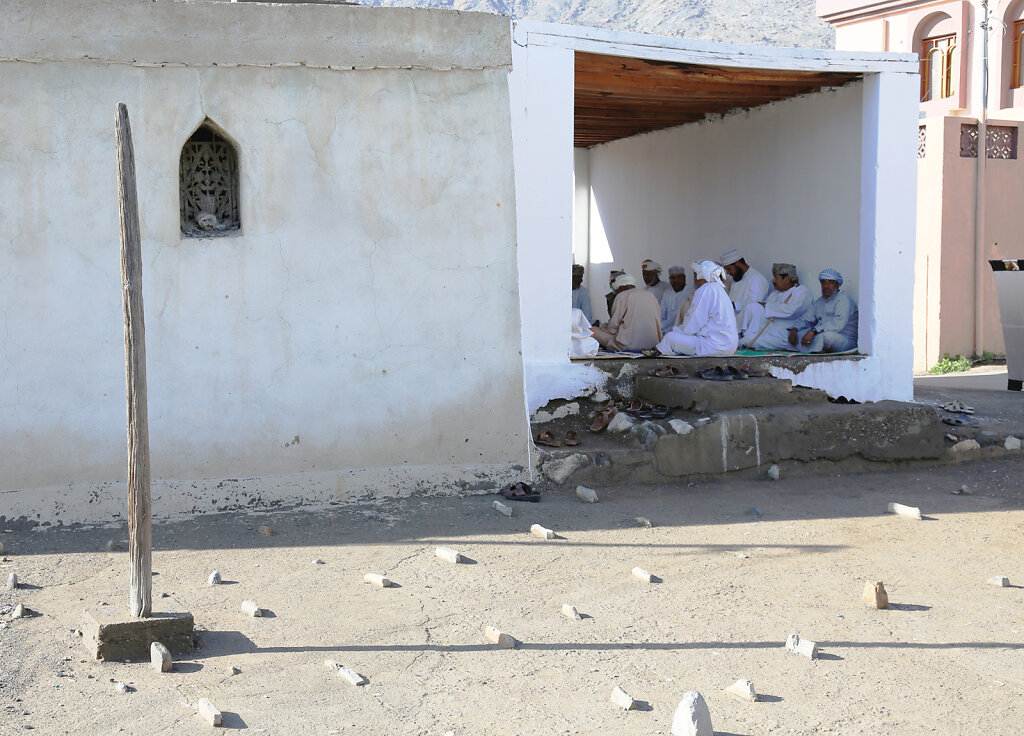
[612,273,638,290]
[691,260,725,286]
[641,259,663,273]
[667,265,687,276]
[719,249,742,265]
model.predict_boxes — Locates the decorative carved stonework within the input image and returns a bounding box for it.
[918,125,926,159]
[179,124,240,237]
[986,125,1018,160]
[960,123,978,158]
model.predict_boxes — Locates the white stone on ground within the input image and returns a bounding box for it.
[6,573,16,590]
[575,485,599,503]
[668,419,693,435]
[887,502,922,519]
[11,603,25,619]
[363,573,392,588]
[485,626,517,648]
[197,698,222,726]
[492,500,513,517]
[151,642,172,672]
[610,685,635,710]
[435,547,463,564]
[1005,436,1022,451]
[207,571,221,585]
[725,679,758,702]
[336,665,368,686]
[767,464,781,481]
[631,567,654,583]
[634,516,653,527]
[951,439,981,453]
[606,412,635,433]
[530,524,555,540]
[311,558,324,565]
[552,402,580,419]
[785,633,818,659]
[241,600,262,617]
[114,681,129,694]
[561,604,582,620]
[863,580,888,609]
[227,665,241,676]
[540,453,589,485]
[671,690,713,736]
[987,575,1010,587]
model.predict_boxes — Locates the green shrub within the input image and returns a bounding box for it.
[928,354,973,374]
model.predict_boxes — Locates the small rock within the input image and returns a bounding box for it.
[207,571,222,585]
[6,573,17,590]
[435,547,463,564]
[695,417,711,425]
[241,600,263,617]
[725,679,758,702]
[197,698,222,726]
[227,665,241,676]
[575,485,599,503]
[11,603,26,619]
[767,464,781,481]
[951,439,981,453]
[363,573,392,588]
[485,626,517,648]
[540,453,589,485]
[311,559,324,565]
[114,681,129,694]
[532,410,554,424]
[944,432,958,442]
[634,516,653,527]
[150,642,172,673]
[987,576,1010,587]
[257,525,275,537]
[492,500,513,517]
[668,419,693,436]
[733,552,749,559]
[631,567,654,583]
[606,412,635,433]
[1005,436,1021,451]
[561,604,582,620]
[863,581,888,609]
[530,524,555,540]
[105,540,121,552]
[887,502,922,519]
[552,402,580,420]
[160,592,170,598]
[363,510,382,521]
[592,389,610,403]
[785,633,818,659]
[952,485,972,495]
[671,690,713,736]
[325,661,368,686]
[610,685,635,710]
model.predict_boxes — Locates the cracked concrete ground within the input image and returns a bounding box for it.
[1,456,1022,735]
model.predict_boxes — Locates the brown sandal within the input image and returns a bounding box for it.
[535,430,561,447]
[589,407,616,433]
[564,430,580,446]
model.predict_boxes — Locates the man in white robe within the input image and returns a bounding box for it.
[641,259,671,304]
[720,249,770,319]
[571,264,593,323]
[659,266,693,333]
[739,263,812,350]
[790,268,858,353]
[655,261,738,357]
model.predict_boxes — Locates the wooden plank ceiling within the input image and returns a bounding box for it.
[575,52,861,147]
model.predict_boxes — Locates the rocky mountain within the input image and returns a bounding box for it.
[357,0,834,49]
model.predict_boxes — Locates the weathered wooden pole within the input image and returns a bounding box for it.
[116,102,152,618]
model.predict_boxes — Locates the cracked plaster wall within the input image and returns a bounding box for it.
[0,4,529,525]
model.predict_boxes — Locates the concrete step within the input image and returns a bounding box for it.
[636,375,828,412]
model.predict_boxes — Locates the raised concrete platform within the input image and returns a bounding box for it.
[636,375,828,412]
[84,609,194,661]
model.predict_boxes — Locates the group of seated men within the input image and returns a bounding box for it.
[571,250,858,357]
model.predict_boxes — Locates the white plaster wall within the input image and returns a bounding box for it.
[0,1,530,525]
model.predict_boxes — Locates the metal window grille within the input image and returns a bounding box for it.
[960,124,979,158]
[986,125,1019,160]
[179,124,240,238]
[921,34,956,102]
[918,125,927,158]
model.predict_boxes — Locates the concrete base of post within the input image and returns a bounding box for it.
[83,609,194,661]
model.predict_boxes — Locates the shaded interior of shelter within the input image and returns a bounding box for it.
[570,51,867,354]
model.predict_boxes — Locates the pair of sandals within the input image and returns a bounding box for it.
[648,365,689,378]
[699,365,749,381]
[940,400,975,415]
[535,430,579,447]
[499,482,541,502]
[625,400,671,420]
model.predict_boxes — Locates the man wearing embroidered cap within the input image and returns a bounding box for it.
[719,249,769,320]
[641,259,671,304]
[789,269,858,353]
[738,262,812,350]
[655,260,738,357]
[591,273,663,351]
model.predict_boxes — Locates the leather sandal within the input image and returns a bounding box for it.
[589,407,617,433]
[564,430,580,446]
[535,430,561,447]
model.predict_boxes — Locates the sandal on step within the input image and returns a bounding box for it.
[650,405,671,419]
[699,366,733,381]
[564,430,580,446]
[727,365,749,380]
[649,364,680,377]
[499,482,541,502]
[535,430,561,447]
[589,407,617,433]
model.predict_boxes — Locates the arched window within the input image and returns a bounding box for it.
[179,120,240,237]
[1008,2,1024,89]
[917,14,958,102]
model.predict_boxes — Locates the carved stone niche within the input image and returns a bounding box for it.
[179,120,240,238]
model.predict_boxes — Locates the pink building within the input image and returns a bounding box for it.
[819,0,1024,371]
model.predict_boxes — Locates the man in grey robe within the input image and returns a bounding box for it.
[790,268,858,353]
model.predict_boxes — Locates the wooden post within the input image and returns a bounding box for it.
[116,103,152,618]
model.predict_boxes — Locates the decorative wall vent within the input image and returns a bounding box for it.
[960,123,978,158]
[986,125,1018,160]
[918,125,927,158]
[179,122,240,237]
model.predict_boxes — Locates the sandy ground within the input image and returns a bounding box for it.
[2,455,1023,736]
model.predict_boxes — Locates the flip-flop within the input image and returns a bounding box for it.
[589,407,617,433]
[649,365,680,378]
[942,414,978,427]
[699,366,733,381]
[564,430,580,446]
[499,482,541,502]
[726,366,749,380]
[650,405,671,419]
[739,364,768,378]
[940,400,975,414]
[625,400,644,415]
[535,431,561,447]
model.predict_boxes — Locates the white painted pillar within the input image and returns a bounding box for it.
[859,71,920,401]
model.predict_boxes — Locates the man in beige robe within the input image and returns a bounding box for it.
[591,273,663,351]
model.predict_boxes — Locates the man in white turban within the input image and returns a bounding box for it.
[591,273,663,351]
[789,268,858,353]
[655,260,738,357]
[641,259,671,304]
[738,262,812,350]
[659,266,693,333]
[719,249,770,319]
